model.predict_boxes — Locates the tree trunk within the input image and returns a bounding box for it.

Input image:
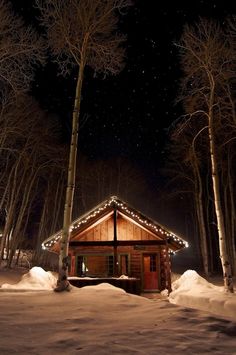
[205,171,214,274]
[192,148,209,276]
[55,56,86,292]
[226,151,236,275]
[50,172,65,235]
[208,76,234,292]
[7,166,38,268]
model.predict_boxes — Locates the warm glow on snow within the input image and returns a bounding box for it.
[1,267,57,290]
[0,268,236,353]
[169,270,236,319]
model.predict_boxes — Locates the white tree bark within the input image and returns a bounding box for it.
[55,55,86,291]
[208,76,234,292]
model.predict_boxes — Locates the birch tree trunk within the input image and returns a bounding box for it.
[36,0,132,291]
[55,55,86,291]
[194,180,209,275]
[177,18,236,289]
[50,171,65,235]
[191,141,209,276]
[226,149,236,275]
[208,76,234,292]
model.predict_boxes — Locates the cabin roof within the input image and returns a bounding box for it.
[42,196,188,252]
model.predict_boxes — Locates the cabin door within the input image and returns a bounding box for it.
[143,254,158,291]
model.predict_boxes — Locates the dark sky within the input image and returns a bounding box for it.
[16,0,236,174]
[13,0,236,258]
[14,1,235,208]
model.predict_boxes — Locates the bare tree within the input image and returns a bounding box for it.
[0,95,65,266]
[36,0,132,291]
[0,0,45,94]
[73,155,148,216]
[33,157,67,266]
[177,18,235,292]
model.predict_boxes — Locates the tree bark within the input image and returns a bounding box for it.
[192,146,209,276]
[208,76,234,292]
[55,51,86,291]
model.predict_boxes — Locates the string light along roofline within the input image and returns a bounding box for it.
[42,196,189,251]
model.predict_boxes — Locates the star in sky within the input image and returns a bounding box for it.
[13,0,236,175]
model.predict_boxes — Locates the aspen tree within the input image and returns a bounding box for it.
[178,18,235,292]
[36,0,131,291]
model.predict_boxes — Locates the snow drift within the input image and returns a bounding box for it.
[1,266,57,290]
[1,267,236,354]
[169,270,236,319]
[1,267,236,321]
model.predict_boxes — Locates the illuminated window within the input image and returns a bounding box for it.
[119,254,129,275]
[150,255,157,272]
[76,255,113,277]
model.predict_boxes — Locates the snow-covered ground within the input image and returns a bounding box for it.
[0,267,236,354]
[169,269,236,319]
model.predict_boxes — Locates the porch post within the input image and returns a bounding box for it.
[113,208,118,276]
[71,254,76,276]
[165,241,172,294]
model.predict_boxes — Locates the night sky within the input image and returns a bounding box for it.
[8,0,235,268]
[14,0,236,236]
[15,1,236,165]
[22,1,234,166]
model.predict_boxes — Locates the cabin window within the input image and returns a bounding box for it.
[107,255,114,276]
[149,254,157,272]
[77,256,87,276]
[76,255,114,277]
[76,254,131,277]
[119,254,129,275]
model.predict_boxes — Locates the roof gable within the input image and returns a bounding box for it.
[42,196,188,252]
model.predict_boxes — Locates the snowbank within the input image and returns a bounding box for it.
[169,270,236,319]
[1,266,57,291]
[1,267,236,354]
[79,282,127,293]
[1,267,236,321]
[1,268,236,354]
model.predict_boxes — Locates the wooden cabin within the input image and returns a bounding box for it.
[42,196,188,293]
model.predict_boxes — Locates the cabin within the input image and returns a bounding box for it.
[42,196,188,293]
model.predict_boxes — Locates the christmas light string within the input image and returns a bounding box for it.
[42,196,189,250]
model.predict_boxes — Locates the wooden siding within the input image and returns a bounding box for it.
[75,215,114,241]
[71,245,163,280]
[130,250,141,279]
[72,214,162,243]
[51,211,171,291]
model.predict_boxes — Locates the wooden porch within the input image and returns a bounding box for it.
[68,276,141,295]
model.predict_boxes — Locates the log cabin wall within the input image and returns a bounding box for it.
[69,244,166,290]
[52,212,171,291]
[73,213,164,242]
[45,197,187,292]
